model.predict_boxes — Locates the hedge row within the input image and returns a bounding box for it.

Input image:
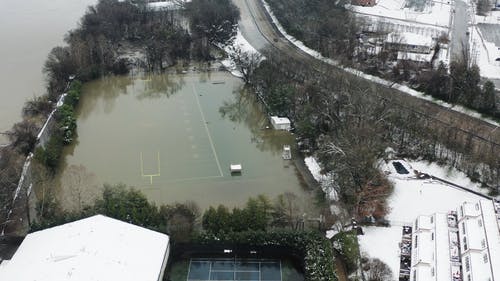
[194,230,337,281]
[34,81,82,172]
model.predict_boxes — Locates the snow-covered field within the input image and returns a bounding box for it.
[351,0,452,28]
[476,11,500,25]
[382,160,487,223]
[470,21,500,79]
[359,159,488,280]
[304,156,338,200]
[358,226,402,280]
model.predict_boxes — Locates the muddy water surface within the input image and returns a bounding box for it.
[55,72,311,210]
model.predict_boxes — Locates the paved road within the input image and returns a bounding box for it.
[450,0,470,61]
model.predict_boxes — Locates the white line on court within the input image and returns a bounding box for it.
[191,83,224,177]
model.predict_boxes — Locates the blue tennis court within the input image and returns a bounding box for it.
[187,258,282,281]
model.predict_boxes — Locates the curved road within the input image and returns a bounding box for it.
[233,0,500,150]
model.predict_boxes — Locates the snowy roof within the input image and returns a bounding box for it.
[463,252,493,281]
[463,218,486,251]
[412,231,433,265]
[397,52,433,62]
[478,200,500,279]
[413,264,432,280]
[457,200,500,281]
[434,214,452,281]
[386,32,433,47]
[415,215,433,231]
[270,116,290,124]
[147,0,191,10]
[0,215,170,281]
[411,213,452,280]
[457,201,482,221]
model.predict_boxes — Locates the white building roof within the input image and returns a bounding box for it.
[386,32,433,47]
[411,199,500,281]
[415,215,433,231]
[0,215,170,281]
[434,214,452,281]
[270,116,291,125]
[463,251,493,281]
[478,200,500,279]
[461,201,482,218]
[397,52,434,62]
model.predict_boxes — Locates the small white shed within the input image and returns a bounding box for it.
[270,116,291,131]
[230,164,242,173]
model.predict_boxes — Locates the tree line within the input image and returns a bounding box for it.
[246,46,499,221]
[0,0,240,230]
[33,184,338,280]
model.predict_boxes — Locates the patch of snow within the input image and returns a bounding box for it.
[304,156,338,200]
[260,0,500,127]
[470,25,500,79]
[350,0,452,28]
[326,229,340,239]
[381,160,485,223]
[221,29,263,78]
[358,226,402,280]
[475,11,500,25]
[407,159,493,197]
[147,0,190,10]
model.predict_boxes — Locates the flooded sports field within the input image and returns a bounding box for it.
[54,71,311,210]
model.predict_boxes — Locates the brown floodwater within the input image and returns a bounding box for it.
[0,0,96,144]
[54,72,311,210]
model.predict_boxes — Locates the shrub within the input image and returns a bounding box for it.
[332,231,360,274]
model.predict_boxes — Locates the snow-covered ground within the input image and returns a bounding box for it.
[304,156,338,200]
[220,29,262,78]
[147,0,190,10]
[470,21,500,79]
[381,159,487,223]
[358,226,402,280]
[260,0,500,126]
[359,159,488,280]
[476,11,500,25]
[351,0,452,28]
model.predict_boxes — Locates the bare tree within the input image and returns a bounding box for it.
[362,258,393,281]
[7,119,39,156]
[228,46,262,84]
[273,192,302,229]
[60,164,101,213]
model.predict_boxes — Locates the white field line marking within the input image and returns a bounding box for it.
[140,151,161,185]
[191,83,224,177]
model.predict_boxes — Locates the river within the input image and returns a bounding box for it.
[51,71,313,211]
[0,0,96,144]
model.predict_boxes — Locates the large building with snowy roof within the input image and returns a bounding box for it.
[407,199,500,281]
[457,200,500,281]
[0,215,170,281]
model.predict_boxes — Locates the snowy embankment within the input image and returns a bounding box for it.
[304,156,338,201]
[260,0,500,127]
[220,29,262,78]
[359,159,488,280]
